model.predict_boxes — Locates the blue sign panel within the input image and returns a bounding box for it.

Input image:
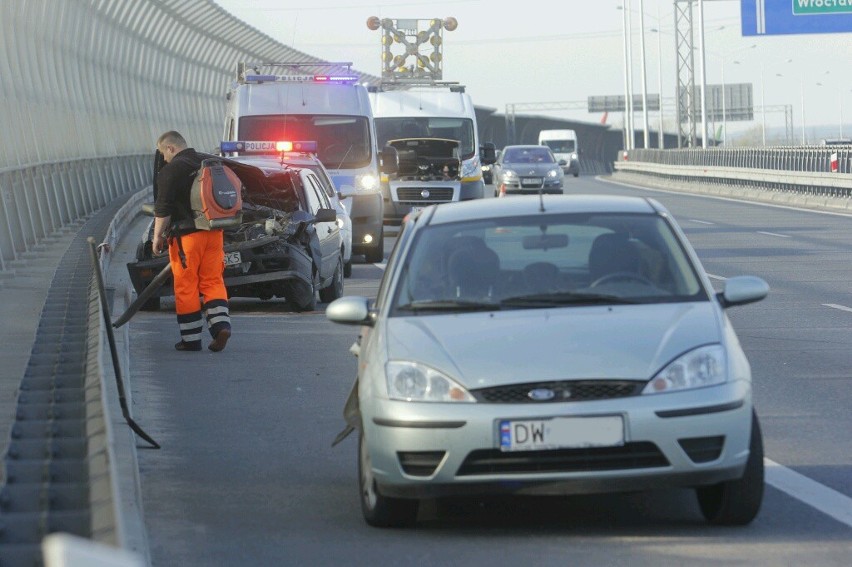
[742,0,852,35]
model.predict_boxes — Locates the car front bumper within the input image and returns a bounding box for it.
[360,380,752,499]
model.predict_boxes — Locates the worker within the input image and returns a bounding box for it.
[152,131,231,352]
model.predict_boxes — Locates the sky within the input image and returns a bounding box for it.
[213,0,852,142]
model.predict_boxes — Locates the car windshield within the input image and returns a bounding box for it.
[392,212,707,314]
[239,114,372,170]
[502,147,556,164]
[375,117,476,160]
[542,140,576,153]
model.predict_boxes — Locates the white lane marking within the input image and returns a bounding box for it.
[765,458,852,528]
[823,303,852,313]
[756,230,791,238]
[706,273,727,281]
[688,219,715,225]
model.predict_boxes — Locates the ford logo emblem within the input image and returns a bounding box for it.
[420,189,430,199]
[528,388,555,401]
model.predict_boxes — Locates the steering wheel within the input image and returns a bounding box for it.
[590,272,656,288]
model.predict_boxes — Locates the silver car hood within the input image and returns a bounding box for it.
[385,302,721,387]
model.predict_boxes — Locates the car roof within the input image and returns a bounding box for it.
[502,145,551,151]
[427,195,661,226]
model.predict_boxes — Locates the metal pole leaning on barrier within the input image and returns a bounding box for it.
[87,237,160,449]
[112,263,172,329]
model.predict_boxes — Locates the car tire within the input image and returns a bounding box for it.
[696,410,764,526]
[290,285,317,312]
[343,259,353,278]
[573,172,579,178]
[364,229,384,263]
[358,428,418,528]
[319,257,344,303]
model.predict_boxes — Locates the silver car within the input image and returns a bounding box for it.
[327,195,768,528]
[491,145,565,197]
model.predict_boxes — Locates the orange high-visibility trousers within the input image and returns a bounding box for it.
[168,230,228,315]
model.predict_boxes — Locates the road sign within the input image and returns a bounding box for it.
[677,84,754,122]
[742,0,852,36]
[588,94,660,112]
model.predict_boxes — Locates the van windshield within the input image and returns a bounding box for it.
[542,140,576,153]
[239,115,372,170]
[375,117,475,160]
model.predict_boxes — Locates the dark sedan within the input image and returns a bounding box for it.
[128,154,343,313]
[491,145,565,197]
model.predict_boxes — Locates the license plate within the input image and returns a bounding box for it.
[224,251,242,266]
[409,206,423,213]
[499,416,624,452]
[521,177,543,186]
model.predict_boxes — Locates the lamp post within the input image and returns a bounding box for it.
[650,25,664,148]
[619,3,632,150]
[697,0,708,148]
[638,0,650,148]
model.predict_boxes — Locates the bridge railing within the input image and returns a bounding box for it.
[0,156,148,274]
[614,146,852,199]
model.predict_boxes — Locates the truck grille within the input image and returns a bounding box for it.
[396,187,455,202]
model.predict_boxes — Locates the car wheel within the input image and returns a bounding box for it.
[319,257,344,303]
[573,172,579,178]
[290,284,317,312]
[343,259,353,278]
[358,428,418,528]
[364,229,384,263]
[696,410,764,526]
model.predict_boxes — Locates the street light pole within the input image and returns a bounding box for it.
[620,3,632,151]
[626,0,635,150]
[655,6,664,148]
[639,0,650,148]
[761,61,766,146]
[697,0,708,148]
[801,77,806,145]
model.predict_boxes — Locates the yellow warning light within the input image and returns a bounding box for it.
[430,52,442,63]
[416,31,430,44]
[430,35,442,46]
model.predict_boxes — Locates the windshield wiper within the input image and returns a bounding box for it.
[397,299,500,312]
[500,292,640,307]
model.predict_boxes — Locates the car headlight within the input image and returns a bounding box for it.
[571,153,578,160]
[355,173,379,192]
[643,345,726,394]
[481,164,491,172]
[502,169,518,179]
[335,218,344,229]
[547,169,560,178]
[386,361,476,403]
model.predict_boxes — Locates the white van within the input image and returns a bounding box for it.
[539,129,580,177]
[369,85,495,225]
[222,63,387,263]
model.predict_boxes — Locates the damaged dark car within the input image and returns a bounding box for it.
[128,154,344,313]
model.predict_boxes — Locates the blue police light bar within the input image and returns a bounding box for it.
[313,75,359,83]
[220,141,318,154]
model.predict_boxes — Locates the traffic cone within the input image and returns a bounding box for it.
[498,183,506,198]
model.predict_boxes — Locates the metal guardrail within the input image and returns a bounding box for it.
[0,157,149,274]
[615,146,852,199]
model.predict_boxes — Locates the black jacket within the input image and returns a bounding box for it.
[154,148,202,223]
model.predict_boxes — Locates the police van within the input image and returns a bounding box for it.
[222,62,388,263]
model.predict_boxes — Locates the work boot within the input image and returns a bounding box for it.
[175,340,202,352]
[208,328,231,352]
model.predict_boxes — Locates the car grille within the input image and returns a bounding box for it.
[470,381,645,403]
[456,442,669,476]
[678,436,725,463]
[396,187,454,202]
[397,451,446,477]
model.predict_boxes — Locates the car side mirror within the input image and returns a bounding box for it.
[313,208,337,223]
[141,202,156,217]
[380,145,399,175]
[337,191,348,201]
[716,276,769,308]
[326,296,375,326]
[481,142,497,165]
